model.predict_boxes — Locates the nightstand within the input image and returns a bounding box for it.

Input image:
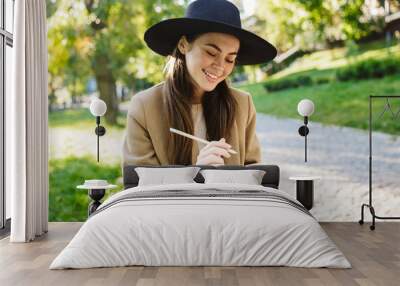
[289,176,320,210]
[77,181,117,216]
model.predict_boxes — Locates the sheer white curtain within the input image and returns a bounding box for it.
[9,0,48,242]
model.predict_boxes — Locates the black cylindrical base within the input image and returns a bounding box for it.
[88,189,105,201]
[88,201,102,216]
[296,180,314,210]
[88,189,105,216]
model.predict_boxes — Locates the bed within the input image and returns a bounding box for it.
[50,165,351,269]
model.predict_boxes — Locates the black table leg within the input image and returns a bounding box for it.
[88,189,105,216]
[296,180,314,210]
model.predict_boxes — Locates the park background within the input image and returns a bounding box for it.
[45,0,400,222]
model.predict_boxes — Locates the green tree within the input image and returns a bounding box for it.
[293,0,386,42]
[251,0,313,51]
[83,0,145,124]
[48,5,91,111]
[47,0,187,124]
[252,0,389,53]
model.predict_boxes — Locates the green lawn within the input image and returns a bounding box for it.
[270,40,400,81]
[237,39,400,135]
[49,108,127,129]
[239,75,400,135]
[48,109,127,221]
[49,156,122,221]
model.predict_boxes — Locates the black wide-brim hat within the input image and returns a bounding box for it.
[144,0,277,66]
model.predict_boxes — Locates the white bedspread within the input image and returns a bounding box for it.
[50,183,351,269]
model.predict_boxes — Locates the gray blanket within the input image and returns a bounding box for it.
[92,189,313,218]
[50,183,350,269]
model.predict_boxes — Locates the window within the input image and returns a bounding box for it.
[1,0,14,233]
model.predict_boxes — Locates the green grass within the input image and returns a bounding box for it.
[235,39,400,135]
[239,74,400,135]
[271,40,400,81]
[49,108,127,129]
[49,156,123,221]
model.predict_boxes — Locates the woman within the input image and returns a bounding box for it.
[122,0,277,166]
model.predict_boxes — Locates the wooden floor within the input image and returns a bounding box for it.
[0,222,399,286]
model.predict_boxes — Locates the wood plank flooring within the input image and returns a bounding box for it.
[0,222,399,286]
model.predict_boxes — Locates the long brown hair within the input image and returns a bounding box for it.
[164,34,237,165]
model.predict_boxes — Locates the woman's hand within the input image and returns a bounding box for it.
[196,138,231,166]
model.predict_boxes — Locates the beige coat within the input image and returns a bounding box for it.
[122,82,261,166]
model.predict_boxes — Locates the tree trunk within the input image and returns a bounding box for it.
[92,54,118,125]
[84,2,118,124]
[121,87,127,102]
[48,82,57,112]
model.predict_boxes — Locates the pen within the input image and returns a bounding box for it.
[169,127,237,154]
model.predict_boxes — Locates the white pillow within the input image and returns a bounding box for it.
[200,169,266,185]
[135,167,201,186]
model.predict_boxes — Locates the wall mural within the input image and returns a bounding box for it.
[46,0,400,222]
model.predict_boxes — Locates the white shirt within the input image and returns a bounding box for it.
[191,103,207,163]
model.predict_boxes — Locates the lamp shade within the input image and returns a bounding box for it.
[89,99,107,117]
[297,99,315,117]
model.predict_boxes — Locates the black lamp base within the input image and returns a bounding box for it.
[95,126,106,136]
[298,125,309,136]
[88,189,105,216]
[298,122,309,162]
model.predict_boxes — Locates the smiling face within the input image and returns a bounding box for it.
[177,32,240,102]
